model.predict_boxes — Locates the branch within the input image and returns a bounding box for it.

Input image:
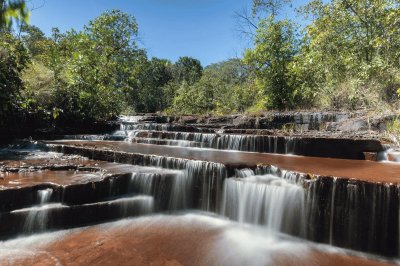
[234,10,258,30]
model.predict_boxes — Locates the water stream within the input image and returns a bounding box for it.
[0,116,399,264]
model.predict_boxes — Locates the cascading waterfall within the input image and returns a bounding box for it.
[38,188,53,204]
[141,156,226,211]
[169,171,191,210]
[221,172,306,237]
[22,188,56,233]
[285,137,297,154]
[304,176,400,257]
[113,195,154,217]
[120,154,228,212]
[329,177,337,245]
[128,171,189,210]
[223,166,400,257]
[125,130,301,155]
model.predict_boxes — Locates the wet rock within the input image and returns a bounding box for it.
[363,152,378,161]
[179,116,198,124]
[233,115,256,128]
[327,119,370,132]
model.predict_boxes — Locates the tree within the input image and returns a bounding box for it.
[0,32,29,123]
[252,0,292,17]
[56,10,142,120]
[172,56,203,85]
[170,58,260,114]
[134,57,174,113]
[244,17,299,109]
[0,0,29,30]
[298,0,400,107]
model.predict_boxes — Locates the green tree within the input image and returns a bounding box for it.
[0,0,29,30]
[134,57,174,113]
[298,0,400,108]
[244,17,299,109]
[0,33,29,123]
[56,10,142,121]
[172,56,203,85]
[170,58,260,114]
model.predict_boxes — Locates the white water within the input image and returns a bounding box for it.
[221,174,306,236]
[142,155,227,211]
[329,177,337,245]
[1,213,392,266]
[112,121,302,154]
[380,148,400,163]
[38,188,53,205]
[108,195,154,217]
[18,189,55,233]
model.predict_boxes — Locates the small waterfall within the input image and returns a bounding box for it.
[128,171,189,210]
[285,137,296,154]
[329,177,337,245]
[126,156,227,211]
[129,172,159,194]
[144,157,226,207]
[169,171,191,210]
[379,148,400,162]
[112,121,306,155]
[344,182,360,247]
[22,189,55,233]
[221,174,306,236]
[117,195,154,217]
[118,115,143,123]
[234,166,280,178]
[38,189,53,204]
[234,168,256,178]
[269,136,278,153]
[305,176,400,257]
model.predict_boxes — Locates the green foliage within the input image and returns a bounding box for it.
[385,116,400,144]
[244,17,299,110]
[4,1,400,125]
[134,57,174,113]
[296,0,400,109]
[242,0,400,111]
[56,10,141,120]
[252,0,292,17]
[172,56,203,85]
[21,60,56,111]
[0,33,29,123]
[386,116,400,134]
[0,0,29,30]
[169,59,260,114]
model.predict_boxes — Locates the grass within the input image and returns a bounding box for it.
[385,115,400,145]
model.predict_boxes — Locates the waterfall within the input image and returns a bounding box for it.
[19,189,57,233]
[143,156,226,211]
[221,174,306,236]
[329,177,337,245]
[128,171,190,210]
[115,195,154,217]
[113,121,303,155]
[38,189,53,205]
[234,166,280,178]
[285,137,296,154]
[169,171,191,210]
[125,156,227,211]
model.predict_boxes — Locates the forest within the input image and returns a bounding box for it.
[1,0,400,125]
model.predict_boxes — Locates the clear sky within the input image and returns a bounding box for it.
[26,0,306,66]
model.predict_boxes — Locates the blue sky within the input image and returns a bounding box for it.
[27,0,306,66]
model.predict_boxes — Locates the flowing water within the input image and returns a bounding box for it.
[13,188,57,233]
[220,174,306,236]
[0,116,399,264]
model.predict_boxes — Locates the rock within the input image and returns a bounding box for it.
[179,116,197,124]
[363,152,378,161]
